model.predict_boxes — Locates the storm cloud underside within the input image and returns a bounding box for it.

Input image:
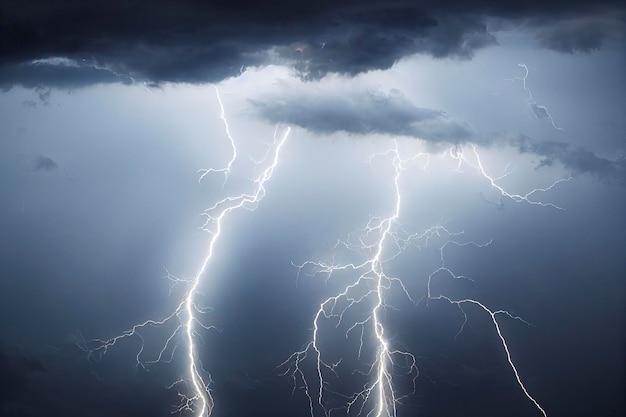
[1,0,624,88]
[250,86,476,144]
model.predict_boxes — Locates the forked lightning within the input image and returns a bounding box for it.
[279,141,561,417]
[80,88,290,417]
[79,66,568,417]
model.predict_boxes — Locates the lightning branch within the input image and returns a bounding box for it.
[78,88,291,417]
[278,141,559,417]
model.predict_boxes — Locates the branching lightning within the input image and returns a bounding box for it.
[279,140,562,416]
[79,87,290,417]
[197,87,238,184]
[75,64,568,417]
[456,144,572,210]
[508,63,563,131]
[279,144,426,417]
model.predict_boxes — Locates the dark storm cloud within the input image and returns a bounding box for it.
[276,12,497,80]
[511,135,625,184]
[250,86,476,144]
[0,0,624,87]
[532,13,625,53]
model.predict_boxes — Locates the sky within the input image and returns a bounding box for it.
[0,1,625,416]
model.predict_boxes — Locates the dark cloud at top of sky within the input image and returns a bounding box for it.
[276,13,498,80]
[0,0,624,88]
[531,13,625,53]
[250,85,476,144]
[511,135,625,184]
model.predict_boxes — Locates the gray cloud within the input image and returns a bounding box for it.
[32,156,58,172]
[529,103,550,120]
[511,135,625,184]
[250,85,476,144]
[277,12,497,80]
[0,1,623,88]
[532,13,625,53]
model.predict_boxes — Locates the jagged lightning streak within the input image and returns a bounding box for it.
[457,144,572,210]
[508,63,563,131]
[79,88,291,417]
[425,239,548,417]
[279,141,560,417]
[197,87,238,184]
[279,142,425,417]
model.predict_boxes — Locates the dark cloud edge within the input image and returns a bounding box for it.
[0,1,624,89]
[510,134,625,185]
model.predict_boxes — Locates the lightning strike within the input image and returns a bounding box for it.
[458,144,572,210]
[508,63,564,131]
[279,142,425,417]
[197,87,238,184]
[279,140,562,417]
[76,68,568,417]
[79,88,291,417]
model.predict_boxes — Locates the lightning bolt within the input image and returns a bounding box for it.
[78,87,291,417]
[197,87,238,184]
[456,144,572,210]
[73,64,568,417]
[278,142,424,417]
[279,141,562,417]
[508,63,563,131]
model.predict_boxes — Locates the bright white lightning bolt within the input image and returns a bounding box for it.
[279,141,562,417]
[197,87,238,184]
[79,87,290,417]
[278,142,425,417]
[508,63,563,131]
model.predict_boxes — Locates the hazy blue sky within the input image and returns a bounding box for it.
[0,1,624,416]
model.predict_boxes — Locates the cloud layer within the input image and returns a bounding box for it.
[250,84,476,144]
[249,77,624,183]
[511,135,625,184]
[1,0,623,88]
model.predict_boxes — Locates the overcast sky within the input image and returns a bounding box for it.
[0,1,624,417]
